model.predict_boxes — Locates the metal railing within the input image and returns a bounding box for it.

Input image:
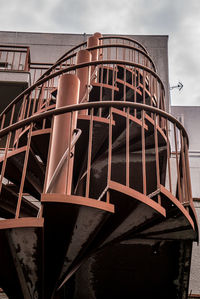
[0,101,193,220]
[0,59,164,136]
[0,36,158,130]
[0,45,30,72]
[37,35,153,81]
[0,34,194,227]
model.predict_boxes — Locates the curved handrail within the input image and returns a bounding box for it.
[0,101,194,224]
[58,35,148,62]
[0,101,188,144]
[100,36,148,53]
[0,59,165,120]
[37,44,156,83]
[38,35,149,81]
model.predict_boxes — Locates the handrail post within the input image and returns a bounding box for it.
[45,74,80,194]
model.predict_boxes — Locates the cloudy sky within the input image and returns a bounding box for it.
[1,0,200,106]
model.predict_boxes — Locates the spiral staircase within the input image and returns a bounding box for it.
[0,33,198,299]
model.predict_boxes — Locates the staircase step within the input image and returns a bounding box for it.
[0,218,43,299]
[41,194,114,298]
[0,147,44,199]
[0,183,38,218]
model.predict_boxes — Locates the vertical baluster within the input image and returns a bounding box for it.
[37,82,46,112]
[149,74,153,109]
[66,112,74,195]
[126,107,130,187]
[106,65,109,84]
[0,132,12,194]
[15,123,33,218]
[184,137,192,203]
[24,47,30,71]
[111,64,115,102]
[142,110,146,195]
[85,108,94,198]
[0,105,15,194]
[42,117,54,195]
[124,65,126,105]
[143,69,145,104]
[154,113,161,204]
[26,92,32,119]
[14,96,27,148]
[174,124,182,203]
[0,114,6,130]
[99,64,103,117]
[134,67,137,117]
[32,87,39,115]
[165,120,172,193]
[107,107,113,203]
[180,132,188,203]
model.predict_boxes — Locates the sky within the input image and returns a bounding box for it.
[1,0,200,106]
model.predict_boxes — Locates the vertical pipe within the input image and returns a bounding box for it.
[46,74,80,194]
[184,137,193,203]
[174,124,182,203]
[107,107,113,203]
[94,32,103,59]
[126,107,130,187]
[180,132,188,203]
[16,123,33,218]
[85,108,94,198]
[143,69,145,104]
[165,120,172,192]
[134,67,137,117]
[87,36,99,77]
[93,32,102,39]
[76,50,91,114]
[154,113,161,204]
[142,110,146,195]
[111,64,115,102]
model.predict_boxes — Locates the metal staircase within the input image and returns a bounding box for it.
[0,33,198,299]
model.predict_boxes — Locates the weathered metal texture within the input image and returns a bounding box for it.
[74,239,193,299]
[8,227,42,299]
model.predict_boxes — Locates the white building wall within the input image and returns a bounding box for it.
[171,106,200,296]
